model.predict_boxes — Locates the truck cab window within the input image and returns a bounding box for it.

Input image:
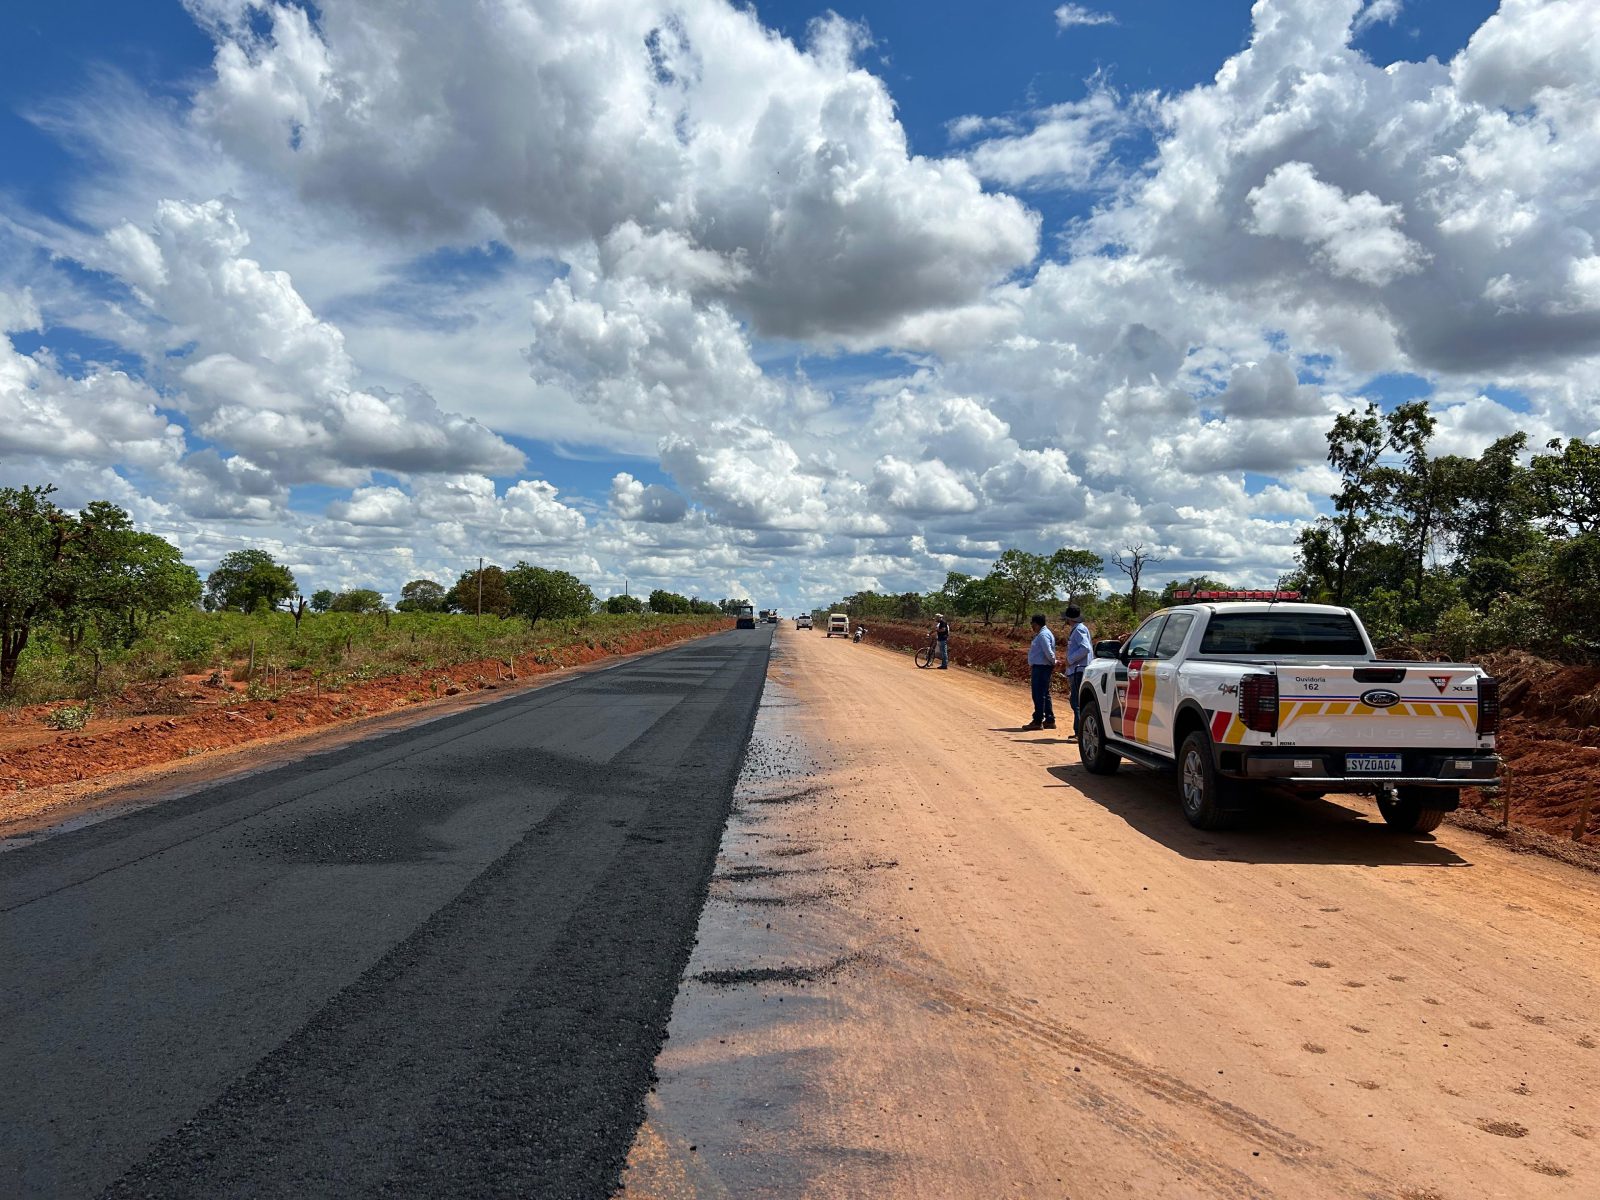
[1124,616,1167,660]
[1153,613,1194,660]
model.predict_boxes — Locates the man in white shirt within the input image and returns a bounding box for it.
[1062,605,1093,743]
[1023,613,1058,731]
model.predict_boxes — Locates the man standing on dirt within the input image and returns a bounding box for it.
[933,613,950,669]
[1062,605,1092,743]
[1024,613,1057,731]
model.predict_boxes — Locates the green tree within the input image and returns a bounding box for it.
[1528,437,1600,537]
[1323,403,1386,603]
[309,589,335,613]
[328,588,388,614]
[1436,434,1532,567]
[204,549,297,612]
[992,547,1103,626]
[954,573,1004,623]
[1379,400,1446,602]
[396,579,448,613]
[0,488,196,689]
[1,486,81,692]
[648,589,691,614]
[84,529,200,646]
[688,597,720,614]
[445,565,513,617]
[605,593,645,614]
[1054,548,1103,606]
[895,591,924,619]
[506,563,596,627]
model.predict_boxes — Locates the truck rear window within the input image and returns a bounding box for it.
[1198,612,1366,656]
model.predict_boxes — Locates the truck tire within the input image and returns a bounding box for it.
[1178,730,1240,830]
[1078,704,1120,775]
[1377,786,1456,834]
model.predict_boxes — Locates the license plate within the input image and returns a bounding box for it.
[1347,753,1402,774]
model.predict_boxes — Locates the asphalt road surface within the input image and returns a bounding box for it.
[0,626,772,1200]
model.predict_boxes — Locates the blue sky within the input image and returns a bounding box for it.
[2,1,1595,609]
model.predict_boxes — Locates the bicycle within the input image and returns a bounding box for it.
[914,635,937,669]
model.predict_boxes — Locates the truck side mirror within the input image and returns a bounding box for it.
[1094,639,1123,660]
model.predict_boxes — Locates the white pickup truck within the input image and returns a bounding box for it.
[1077,599,1500,833]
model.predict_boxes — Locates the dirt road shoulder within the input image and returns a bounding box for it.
[626,625,1600,1199]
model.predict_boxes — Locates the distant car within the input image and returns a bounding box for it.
[796,614,812,629]
[827,613,849,637]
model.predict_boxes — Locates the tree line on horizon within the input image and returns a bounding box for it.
[0,483,749,694]
[812,545,1189,636]
[7,417,1596,694]
[813,416,1599,663]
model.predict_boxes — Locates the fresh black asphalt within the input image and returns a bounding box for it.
[0,625,773,1199]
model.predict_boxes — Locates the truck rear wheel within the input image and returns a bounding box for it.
[1377,786,1456,834]
[1078,705,1120,775]
[1179,731,1240,830]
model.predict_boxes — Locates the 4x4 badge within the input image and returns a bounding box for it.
[1429,675,1451,693]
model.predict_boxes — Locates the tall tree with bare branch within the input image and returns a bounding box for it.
[1112,543,1164,618]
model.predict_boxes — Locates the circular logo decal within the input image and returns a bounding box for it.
[1360,689,1400,708]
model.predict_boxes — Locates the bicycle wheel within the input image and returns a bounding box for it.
[914,646,934,669]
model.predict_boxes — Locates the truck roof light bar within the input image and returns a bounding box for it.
[1173,590,1303,601]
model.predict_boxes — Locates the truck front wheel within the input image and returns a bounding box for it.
[1377,786,1456,834]
[1179,731,1240,830]
[1078,704,1120,775]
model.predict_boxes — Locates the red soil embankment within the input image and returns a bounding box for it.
[0,619,727,796]
[864,619,1055,687]
[1459,650,1600,841]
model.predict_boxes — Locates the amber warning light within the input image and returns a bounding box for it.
[1173,590,1303,601]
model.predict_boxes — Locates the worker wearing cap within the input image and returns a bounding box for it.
[933,613,950,668]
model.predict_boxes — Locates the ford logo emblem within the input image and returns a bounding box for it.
[1361,689,1400,708]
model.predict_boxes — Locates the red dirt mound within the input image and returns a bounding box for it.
[863,619,1059,689]
[1459,651,1600,841]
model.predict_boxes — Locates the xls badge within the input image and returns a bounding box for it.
[1360,688,1401,708]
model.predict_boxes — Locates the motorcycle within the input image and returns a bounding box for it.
[852,625,867,643]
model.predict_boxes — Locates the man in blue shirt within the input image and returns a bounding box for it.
[1062,605,1094,743]
[1023,613,1057,731]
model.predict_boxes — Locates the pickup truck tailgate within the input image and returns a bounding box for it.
[1277,666,1482,747]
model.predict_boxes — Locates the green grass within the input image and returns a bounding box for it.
[5,610,721,708]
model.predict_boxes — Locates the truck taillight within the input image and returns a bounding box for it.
[1476,677,1499,736]
[1239,674,1279,734]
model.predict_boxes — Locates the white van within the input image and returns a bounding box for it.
[826,613,849,637]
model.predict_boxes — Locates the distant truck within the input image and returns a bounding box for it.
[736,604,756,629]
[796,613,813,629]
[763,609,780,624]
[826,613,849,637]
[1077,595,1500,833]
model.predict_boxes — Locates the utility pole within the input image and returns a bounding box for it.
[476,555,483,623]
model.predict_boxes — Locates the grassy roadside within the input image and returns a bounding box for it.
[7,610,716,711]
[1,614,730,798]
